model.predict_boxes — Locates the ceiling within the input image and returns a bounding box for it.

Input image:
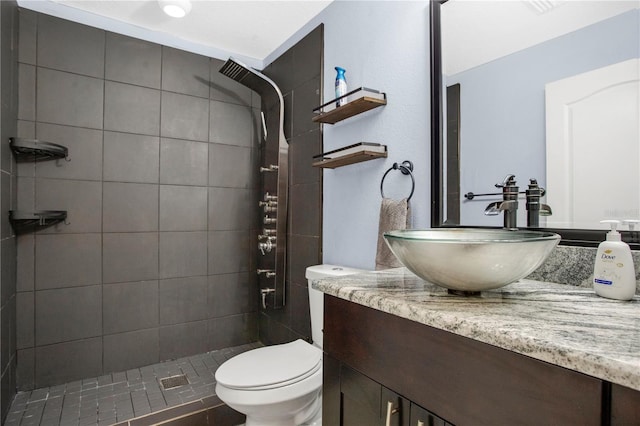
[442,0,640,75]
[17,0,333,68]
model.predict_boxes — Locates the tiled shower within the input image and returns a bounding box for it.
[15,9,260,391]
[0,4,323,422]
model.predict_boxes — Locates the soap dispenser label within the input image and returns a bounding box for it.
[601,249,616,261]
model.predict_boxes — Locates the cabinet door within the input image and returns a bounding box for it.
[323,355,341,426]
[410,404,448,426]
[611,384,640,425]
[340,363,381,425]
[382,387,410,426]
[340,364,411,426]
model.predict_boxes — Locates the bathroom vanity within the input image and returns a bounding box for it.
[314,269,640,425]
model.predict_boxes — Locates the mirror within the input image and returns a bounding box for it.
[430,0,640,247]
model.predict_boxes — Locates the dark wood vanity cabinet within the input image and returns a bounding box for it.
[322,295,605,426]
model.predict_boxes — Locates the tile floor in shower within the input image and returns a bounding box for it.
[5,342,262,426]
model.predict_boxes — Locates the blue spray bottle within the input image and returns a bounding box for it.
[335,67,347,107]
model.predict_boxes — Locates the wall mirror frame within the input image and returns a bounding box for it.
[429,0,639,249]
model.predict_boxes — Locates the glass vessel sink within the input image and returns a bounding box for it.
[384,228,561,294]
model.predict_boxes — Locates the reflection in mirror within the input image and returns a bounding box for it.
[431,0,640,246]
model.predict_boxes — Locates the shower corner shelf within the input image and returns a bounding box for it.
[312,142,387,169]
[9,210,67,234]
[10,137,69,161]
[312,87,387,125]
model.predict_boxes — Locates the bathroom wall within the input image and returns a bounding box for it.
[257,26,324,345]
[262,0,433,282]
[15,11,260,390]
[317,1,431,270]
[0,0,19,420]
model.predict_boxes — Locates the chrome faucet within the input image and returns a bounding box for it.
[484,174,519,229]
[526,179,552,228]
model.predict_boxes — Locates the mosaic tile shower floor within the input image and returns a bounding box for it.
[5,342,260,426]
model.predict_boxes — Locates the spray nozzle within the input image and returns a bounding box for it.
[623,219,640,232]
[601,219,622,241]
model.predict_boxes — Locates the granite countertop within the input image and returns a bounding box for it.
[313,267,640,392]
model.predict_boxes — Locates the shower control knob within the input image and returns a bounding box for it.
[259,164,279,173]
[258,200,277,207]
[258,240,273,255]
[262,228,276,236]
[258,235,276,243]
[263,193,277,202]
[257,269,275,277]
[263,216,276,225]
[262,205,277,213]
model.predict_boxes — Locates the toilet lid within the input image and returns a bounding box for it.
[215,339,322,390]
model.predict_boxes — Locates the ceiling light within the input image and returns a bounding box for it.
[158,0,192,18]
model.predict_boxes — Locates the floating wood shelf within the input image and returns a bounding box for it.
[312,87,387,125]
[9,210,67,234]
[312,142,387,169]
[313,150,387,168]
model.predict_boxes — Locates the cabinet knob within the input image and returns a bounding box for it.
[385,401,399,426]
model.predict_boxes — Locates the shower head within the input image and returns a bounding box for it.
[219,58,252,83]
[219,57,285,143]
[219,57,282,101]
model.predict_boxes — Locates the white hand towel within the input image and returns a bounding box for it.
[375,197,411,270]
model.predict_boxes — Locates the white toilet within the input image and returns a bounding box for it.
[215,264,363,426]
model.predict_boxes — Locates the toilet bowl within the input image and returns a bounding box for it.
[215,264,364,426]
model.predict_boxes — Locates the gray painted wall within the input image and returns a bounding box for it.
[0,0,19,421]
[15,11,260,390]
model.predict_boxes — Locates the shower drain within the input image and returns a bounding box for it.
[159,374,190,390]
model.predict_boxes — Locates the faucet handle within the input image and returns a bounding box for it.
[495,174,516,188]
[263,192,277,202]
[527,178,547,196]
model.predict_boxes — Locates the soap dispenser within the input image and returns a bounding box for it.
[593,220,636,301]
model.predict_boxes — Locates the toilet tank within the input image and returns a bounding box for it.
[305,265,365,349]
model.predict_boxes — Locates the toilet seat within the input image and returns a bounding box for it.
[215,340,322,391]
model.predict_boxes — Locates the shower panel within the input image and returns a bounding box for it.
[219,58,288,309]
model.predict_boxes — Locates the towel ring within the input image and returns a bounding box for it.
[380,160,415,201]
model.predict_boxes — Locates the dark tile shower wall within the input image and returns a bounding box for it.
[259,26,323,345]
[15,11,260,390]
[0,0,19,421]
